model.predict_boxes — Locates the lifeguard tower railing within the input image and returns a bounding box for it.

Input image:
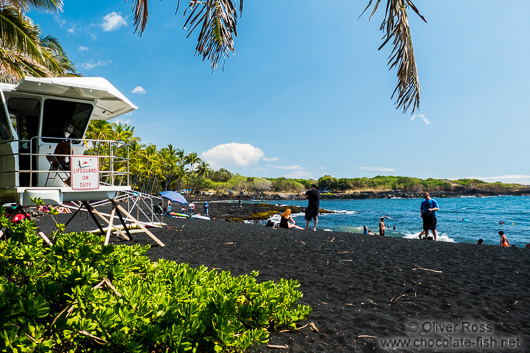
[40,136,127,188]
[0,136,131,205]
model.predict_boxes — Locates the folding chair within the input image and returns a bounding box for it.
[45,155,70,186]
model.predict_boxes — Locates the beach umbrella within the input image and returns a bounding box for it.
[159,191,188,205]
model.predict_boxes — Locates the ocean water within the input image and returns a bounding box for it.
[253,196,530,247]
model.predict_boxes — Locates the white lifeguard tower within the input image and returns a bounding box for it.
[0,77,164,246]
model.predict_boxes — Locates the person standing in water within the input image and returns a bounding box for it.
[379,217,385,236]
[420,192,440,241]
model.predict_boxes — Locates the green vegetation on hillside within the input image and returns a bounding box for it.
[315,175,530,194]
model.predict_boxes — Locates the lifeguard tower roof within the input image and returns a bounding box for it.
[0,77,137,120]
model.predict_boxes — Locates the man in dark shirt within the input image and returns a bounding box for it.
[420,192,439,241]
[304,184,320,231]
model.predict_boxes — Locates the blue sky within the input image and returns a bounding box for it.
[29,1,530,183]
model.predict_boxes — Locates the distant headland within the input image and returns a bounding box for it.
[187,176,530,201]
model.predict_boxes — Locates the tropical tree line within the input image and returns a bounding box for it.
[83,120,311,196]
[83,121,317,196]
[316,175,530,194]
[84,121,529,196]
[84,120,213,195]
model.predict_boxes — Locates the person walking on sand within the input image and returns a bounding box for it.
[304,184,320,231]
[204,201,209,216]
[379,217,385,236]
[420,192,439,241]
[499,231,510,247]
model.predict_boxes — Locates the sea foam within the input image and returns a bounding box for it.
[403,231,455,243]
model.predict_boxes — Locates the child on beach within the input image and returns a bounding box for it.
[379,217,385,236]
[499,231,510,247]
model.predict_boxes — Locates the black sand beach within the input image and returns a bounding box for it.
[34,206,530,353]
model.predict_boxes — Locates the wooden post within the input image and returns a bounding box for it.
[63,203,83,228]
[38,231,53,246]
[90,207,130,241]
[82,201,106,235]
[113,204,133,240]
[104,207,116,245]
[115,204,165,247]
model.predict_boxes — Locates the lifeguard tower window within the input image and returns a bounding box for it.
[42,99,92,143]
[0,100,11,141]
[7,98,41,144]
[7,98,41,187]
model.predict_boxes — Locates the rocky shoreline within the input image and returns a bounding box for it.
[186,189,530,204]
[180,190,530,223]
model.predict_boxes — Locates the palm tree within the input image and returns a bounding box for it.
[185,152,200,172]
[158,144,180,191]
[112,122,140,144]
[7,1,63,12]
[128,140,146,188]
[190,160,211,192]
[129,0,425,113]
[140,144,160,193]
[0,2,77,83]
[183,152,200,192]
[85,120,114,141]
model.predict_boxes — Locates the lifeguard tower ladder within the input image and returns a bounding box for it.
[0,77,164,246]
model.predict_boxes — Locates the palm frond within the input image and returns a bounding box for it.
[40,34,76,74]
[366,0,426,113]
[180,0,243,70]
[0,6,44,61]
[0,6,76,82]
[5,0,63,12]
[131,0,149,35]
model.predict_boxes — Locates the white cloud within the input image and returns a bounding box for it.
[356,166,396,172]
[284,169,314,179]
[68,26,75,34]
[113,118,132,125]
[267,164,304,170]
[201,143,264,169]
[54,16,66,27]
[79,60,112,70]
[263,156,279,162]
[470,175,530,185]
[132,86,146,94]
[265,164,313,178]
[78,45,89,51]
[101,12,127,32]
[409,114,431,125]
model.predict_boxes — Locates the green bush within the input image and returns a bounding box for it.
[0,210,311,352]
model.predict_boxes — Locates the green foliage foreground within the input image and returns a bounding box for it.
[0,215,311,352]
